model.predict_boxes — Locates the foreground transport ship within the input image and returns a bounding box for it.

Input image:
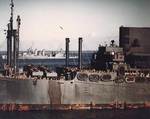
[1,70,150,111]
[0,0,150,111]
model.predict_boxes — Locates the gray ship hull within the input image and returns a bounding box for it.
[0,78,150,111]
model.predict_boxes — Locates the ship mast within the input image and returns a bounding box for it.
[7,0,14,67]
[10,0,14,33]
[10,0,14,67]
[6,0,21,76]
[16,15,21,73]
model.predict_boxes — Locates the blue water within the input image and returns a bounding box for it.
[0,109,150,119]
[0,52,94,70]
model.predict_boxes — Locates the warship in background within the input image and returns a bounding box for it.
[0,0,150,111]
[0,48,93,71]
[1,48,78,60]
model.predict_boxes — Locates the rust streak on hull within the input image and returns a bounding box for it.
[0,103,149,111]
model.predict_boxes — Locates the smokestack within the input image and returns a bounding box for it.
[65,38,70,67]
[78,37,83,69]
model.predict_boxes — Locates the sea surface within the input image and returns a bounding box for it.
[0,109,150,119]
[0,52,94,70]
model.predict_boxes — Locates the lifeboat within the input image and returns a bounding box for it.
[125,76,135,83]
[101,73,112,82]
[89,74,100,82]
[76,72,88,81]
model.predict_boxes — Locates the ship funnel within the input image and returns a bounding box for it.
[65,38,70,67]
[78,37,83,69]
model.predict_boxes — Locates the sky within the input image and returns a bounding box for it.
[0,0,150,51]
